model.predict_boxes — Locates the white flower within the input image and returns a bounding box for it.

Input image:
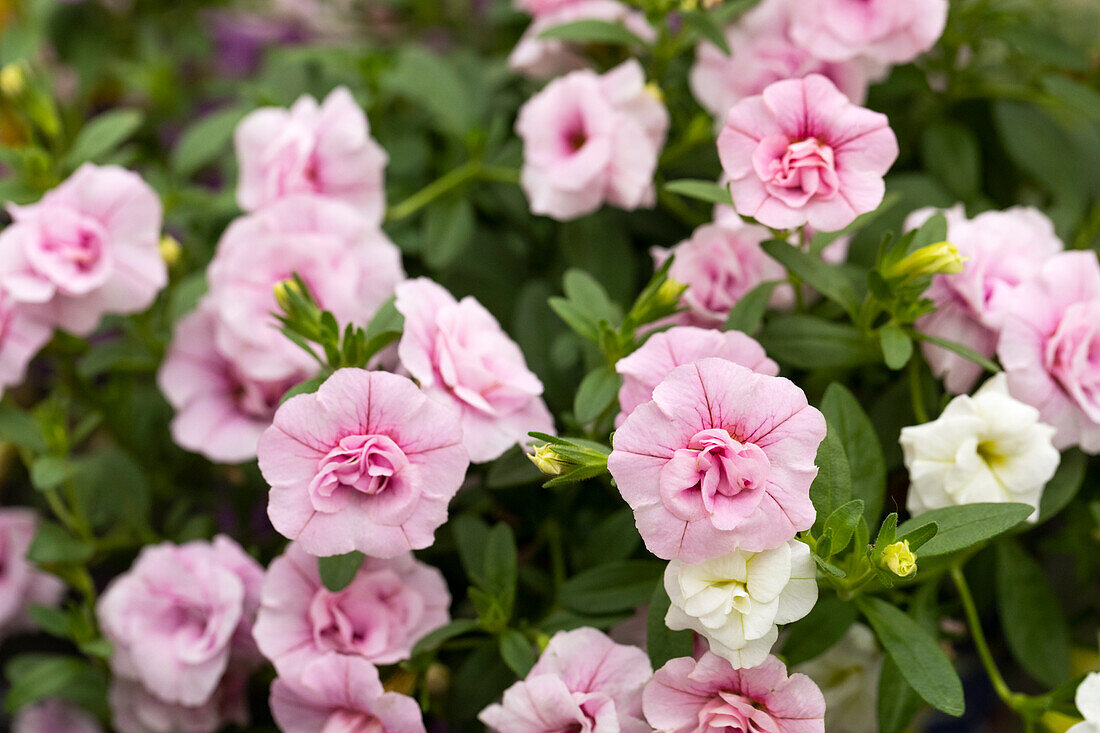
[900,373,1060,521]
[793,624,882,733]
[664,539,817,669]
[1070,672,1100,733]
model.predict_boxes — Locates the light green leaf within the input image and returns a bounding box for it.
[664,179,733,206]
[895,503,1032,558]
[171,105,248,176]
[538,19,650,47]
[64,109,144,167]
[499,630,537,677]
[574,366,621,425]
[820,384,886,526]
[318,551,364,592]
[761,239,858,316]
[809,427,852,533]
[879,325,913,370]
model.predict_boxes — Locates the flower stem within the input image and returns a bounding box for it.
[909,357,930,424]
[386,160,518,222]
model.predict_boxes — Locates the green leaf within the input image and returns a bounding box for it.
[364,297,405,341]
[25,605,70,639]
[0,402,47,452]
[574,366,622,424]
[563,268,621,324]
[452,514,490,588]
[780,594,857,666]
[171,105,248,176]
[909,213,948,251]
[4,654,106,715]
[572,508,640,568]
[878,656,925,733]
[77,339,158,379]
[895,503,1033,558]
[383,47,475,134]
[411,618,480,656]
[911,331,1000,374]
[821,500,865,557]
[879,325,913,370]
[63,109,144,167]
[538,19,650,47]
[895,521,937,552]
[724,280,777,335]
[30,456,72,491]
[646,579,693,669]
[993,100,1087,203]
[681,9,730,53]
[26,520,92,564]
[549,296,600,341]
[995,540,1070,687]
[809,427,852,533]
[1043,75,1100,120]
[72,447,150,531]
[820,384,886,526]
[484,523,518,617]
[759,316,880,370]
[423,197,475,269]
[761,239,858,316]
[559,560,664,615]
[921,123,981,200]
[499,629,537,677]
[858,596,964,717]
[318,551,364,592]
[279,375,326,406]
[486,446,543,489]
[664,179,733,206]
[1037,448,1087,523]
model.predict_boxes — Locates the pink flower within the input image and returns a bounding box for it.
[96,536,263,707]
[0,164,166,335]
[516,59,669,221]
[509,0,657,79]
[158,299,310,464]
[395,278,553,463]
[235,86,388,224]
[270,653,426,733]
[259,368,469,557]
[253,542,450,674]
[206,195,404,382]
[480,628,652,733]
[515,0,584,15]
[910,205,1064,394]
[789,0,948,64]
[717,74,898,232]
[997,251,1100,453]
[643,653,825,733]
[13,700,101,733]
[0,294,50,397]
[0,509,64,637]
[616,326,778,424]
[108,669,250,733]
[689,0,881,120]
[608,358,825,562]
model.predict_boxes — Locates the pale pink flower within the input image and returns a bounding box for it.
[0,294,51,398]
[509,0,657,79]
[908,205,1063,394]
[997,251,1100,453]
[643,652,825,733]
[270,653,426,733]
[206,195,404,382]
[395,278,553,463]
[789,0,948,64]
[253,542,450,674]
[96,536,263,707]
[235,86,388,223]
[717,74,898,232]
[480,627,652,733]
[13,700,101,733]
[689,0,881,120]
[616,326,778,424]
[0,509,64,637]
[516,59,668,221]
[108,670,250,733]
[0,164,166,335]
[608,358,825,562]
[158,299,310,464]
[259,368,468,557]
[515,0,584,15]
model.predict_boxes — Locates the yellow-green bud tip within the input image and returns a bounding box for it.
[158,235,182,267]
[883,540,917,577]
[528,444,567,476]
[644,81,665,103]
[273,278,301,313]
[889,241,967,279]
[655,277,687,306]
[0,63,25,99]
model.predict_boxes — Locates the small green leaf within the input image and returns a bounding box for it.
[279,375,327,406]
[30,456,73,491]
[724,280,778,335]
[538,19,650,47]
[761,239,858,316]
[549,296,600,341]
[318,551,365,592]
[559,560,664,615]
[895,521,937,552]
[64,109,144,167]
[647,580,693,669]
[4,654,106,715]
[563,269,621,324]
[821,500,865,557]
[820,384,886,526]
[995,540,1070,687]
[574,366,622,424]
[171,105,249,176]
[499,629,537,677]
[664,179,733,206]
[879,325,913,370]
[858,596,964,717]
[909,213,948,251]
[0,402,47,452]
[452,514,490,588]
[809,427,852,533]
[895,503,1032,558]
[26,520,93,564]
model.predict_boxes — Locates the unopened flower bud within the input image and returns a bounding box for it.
[882,540,917,577]
[535,632,552,653]
[425,663,450,697]
[158,235,181,267]
[655,277,687,307]
[645,82,665,103]
[382,668,417,696]
[887,241,966,279]
[528,444,567,476]
[0,63,25,99]
[273,278,301,314]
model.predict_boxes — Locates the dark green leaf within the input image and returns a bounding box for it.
[63,109,144,167]
[318,551,364,592]
[760,316,880,370]
[452,514,490,588]
[498,629,537,677]
[574,366,621,424]
[279,375,326,406]
[1037,449,1086,523]
[895,521,937,552]
[4,654,106,714]
[995,540,1070,687]
[911,331,1000,374]
[781,594,857,666]
[30,456,72,491]
[412,618,480,656]
[761,239,858,316]
[27,520,92,564]
[810,427,852,533]
[878,656,925,733]
[484,523,518,617]
[25,605,70,639]
[664,179,733,206]
[682,9,730,53]
[563,269,621,324]
[171,105,248,176]
[573,508,640,568]
[423,197,475,269]
[486,446,543,489]
[896,503,1032,558]
[559,560,664,614]
[538,19,650,47]
[921,123,981,200]
[879,326,913,370]
[647,580,693,669]
[77,339,157,379]
[382,47,475,134]
[820,384,886,525]
[724,280,778,335]
[0,402,46,453]
[821,500,865,557]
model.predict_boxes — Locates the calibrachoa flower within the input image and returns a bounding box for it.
[717,74,898,232]
[689,0,879,121]
[1070,673,1100,733]
[96,536,263,707]
[998,251,1100,453]
[644,653,826,733]
[608,358,825,562]
[664,539,818,669]
[909,205,1064,394]
[259,368,469,557]
[516,59,669,221]
[509,0,656,79]
[395,277,554,463]
[0,163,166,335]
[235,86,388,224]
[793,624,882,733]
[158,299,310,464]
[0,509,64,637]
[206,195,404,382]
[480,627,652,732]
[900,374,1060,520]
[12,700,101,733]
[0,291,51,398]
[270,653,426,733]
[789,0,949,64]
[616,326,778,424]
[108,670,250,733]
[515,0,583,15]
[253,541,450,674]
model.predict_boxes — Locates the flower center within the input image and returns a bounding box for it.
[308,434,409,513]
[753,135,839,208]
[307,572,411,658]
[699,691,779,732]
[321,709,383,733]
[688,428,770,510]
[30,208,112,295]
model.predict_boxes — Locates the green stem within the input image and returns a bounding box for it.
[909,357,930,424]
[386,161,484,222]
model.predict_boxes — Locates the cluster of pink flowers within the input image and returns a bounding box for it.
[0,509,64,638]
